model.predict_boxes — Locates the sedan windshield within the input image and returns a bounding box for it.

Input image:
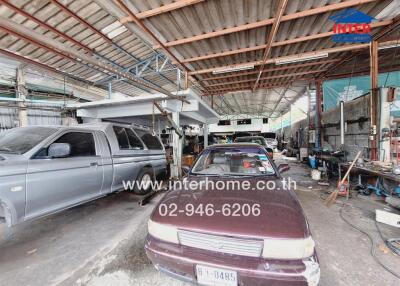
[191,147,275,176]
[0,127,57,154]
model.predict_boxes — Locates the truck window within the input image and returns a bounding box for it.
[54,132,96,157]
[113,126,144,150]
[113,126,130,149]
[126,129,144,149]
[134,129,163,150]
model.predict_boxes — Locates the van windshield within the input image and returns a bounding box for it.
[0,127,57,154]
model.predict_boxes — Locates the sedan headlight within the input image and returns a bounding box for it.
[148,220,179,244]
[262,236,315,259]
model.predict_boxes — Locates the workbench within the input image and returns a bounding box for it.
[339,162,400,184]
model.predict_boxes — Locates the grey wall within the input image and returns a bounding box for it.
[278,94,371,160]
[0,105,62,132]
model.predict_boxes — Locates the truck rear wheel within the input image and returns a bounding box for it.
[133,168,154,195]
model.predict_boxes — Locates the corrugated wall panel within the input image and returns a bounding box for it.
[0,104,62,132]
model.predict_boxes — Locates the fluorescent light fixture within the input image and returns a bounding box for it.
[275,53,329,65]
[101,21,122,34]
[107,26,127,39]
[101,21,127,39]
[379,43,400,50]
[212,64,255,74]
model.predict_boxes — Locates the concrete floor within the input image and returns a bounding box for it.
[1,156,400,286]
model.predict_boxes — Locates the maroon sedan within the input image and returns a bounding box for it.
[145,144,320,286]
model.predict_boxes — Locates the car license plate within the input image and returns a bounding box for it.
[196,265,238,286]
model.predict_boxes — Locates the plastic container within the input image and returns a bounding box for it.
[309,155,317,169]
[311,169,321,181]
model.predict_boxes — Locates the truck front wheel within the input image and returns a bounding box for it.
[133,168,154,195]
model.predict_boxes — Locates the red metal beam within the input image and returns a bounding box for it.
[50,0,112,44]
[253,0,288,90]
[0,0,92,54]
[207,69,327,88]
[112,0,209,93]
[0,26,80,64]
[205,81,298,95]
[113,0,183,69]
[0,26,110,81]
[200,59,341,81]
[0,48,59,73]
[0,48,94,85]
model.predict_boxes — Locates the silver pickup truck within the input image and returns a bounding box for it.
[0,122,166,227]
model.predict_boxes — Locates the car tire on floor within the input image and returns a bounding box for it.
[133,168,154,195]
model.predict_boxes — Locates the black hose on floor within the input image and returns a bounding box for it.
[339,203,400,280]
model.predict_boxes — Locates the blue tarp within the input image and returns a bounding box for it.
[323,71,400,116]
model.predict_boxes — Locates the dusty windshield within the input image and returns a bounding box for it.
[0,127,57,154]
[191,147,275,176]
[236,137,264,145]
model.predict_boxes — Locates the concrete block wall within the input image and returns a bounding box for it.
[322,95,370,159]
[277,94,371,160]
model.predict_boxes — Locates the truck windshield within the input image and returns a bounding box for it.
[0,127,57,154]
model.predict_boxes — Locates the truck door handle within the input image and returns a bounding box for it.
[90,162,98,167]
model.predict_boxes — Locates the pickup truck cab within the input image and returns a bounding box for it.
[0,123,166,227]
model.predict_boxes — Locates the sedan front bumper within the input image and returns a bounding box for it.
[145,235,320,286]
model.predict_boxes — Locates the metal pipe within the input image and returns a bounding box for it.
[340,100,345,145]
[0,96,66,106]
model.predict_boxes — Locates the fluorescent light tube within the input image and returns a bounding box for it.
[379,43,400,50]
[275,53,329,65]
[212,64,255,74]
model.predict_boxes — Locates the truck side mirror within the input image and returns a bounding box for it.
[181,165,191,176]
[48,143,71,158]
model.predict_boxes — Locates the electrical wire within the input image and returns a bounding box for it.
[317,186,400,279]
[339,202,400,280]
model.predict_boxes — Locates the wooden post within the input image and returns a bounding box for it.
[184,71,188,89]
[370,40,379,160]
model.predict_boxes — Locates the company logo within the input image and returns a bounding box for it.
[329,8,375,43]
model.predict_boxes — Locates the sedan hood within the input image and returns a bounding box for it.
[153,177,310,239]
[0,153,28,177]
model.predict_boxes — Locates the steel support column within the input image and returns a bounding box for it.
[203,123,209,148]
[370,41,379,160]
[16,66,28,127]
[171,111,182,179]
[315,80,323,149]
[108,82,112,99]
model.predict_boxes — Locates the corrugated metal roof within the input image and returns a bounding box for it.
[0,0,399,117]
